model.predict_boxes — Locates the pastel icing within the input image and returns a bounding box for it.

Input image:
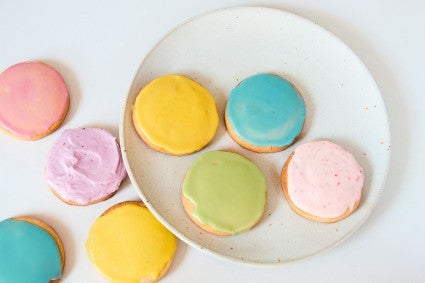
[45,128,127,205]
[286,140,364,219]
[86,202,177,283]
[182,151,267,235]
[0,61,69,139]
[0,219,62,283]
[226,73,305,147]
[132,74,219,155]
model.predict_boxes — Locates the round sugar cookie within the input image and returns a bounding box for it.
[0,217,65,283]
[86,201,177,283]
[282,140,364,223]
[225,73,306,152]
[132,74,219,155]
[0,61,69,140]
[45,128,127,205]
[182,150,267,236]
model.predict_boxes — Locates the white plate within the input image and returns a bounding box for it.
[120,7,390,265]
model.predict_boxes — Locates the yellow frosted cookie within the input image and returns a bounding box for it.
[86,201,177,283]
[132,74,219,155]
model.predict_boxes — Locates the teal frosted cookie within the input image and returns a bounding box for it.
[0,217,64,283]
[225,73,306,152]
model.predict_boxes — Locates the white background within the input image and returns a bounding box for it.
[1,1,424,282]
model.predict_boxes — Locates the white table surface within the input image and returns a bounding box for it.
[1,1,424,282]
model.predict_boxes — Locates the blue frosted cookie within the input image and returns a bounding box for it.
[0,217,64,283]
[225,73,306,152]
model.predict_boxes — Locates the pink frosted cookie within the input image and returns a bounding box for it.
[0,61,69,140]
[282,140,364,223]
[45,128,127,205]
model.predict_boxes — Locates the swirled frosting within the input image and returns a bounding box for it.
[45,128,127,205]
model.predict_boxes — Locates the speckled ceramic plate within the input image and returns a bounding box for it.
[120,6,390,265]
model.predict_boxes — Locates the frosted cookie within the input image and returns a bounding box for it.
[86,201,177,283]
[282,140,364,223]
[45,128,127,205]
[182,150,267,236]
[0,217,65,283]
[0,61,69,140]
[132,74,219,155]
[225,73,306,153]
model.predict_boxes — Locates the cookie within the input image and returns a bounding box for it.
[282,140,364,223]
[0,217,65,282]
[45,128,127,205]
[182,150,267,236]
[132,74,219,155]
[0,61,69,140]
[86,201,177,283]
[225,73,306,153]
